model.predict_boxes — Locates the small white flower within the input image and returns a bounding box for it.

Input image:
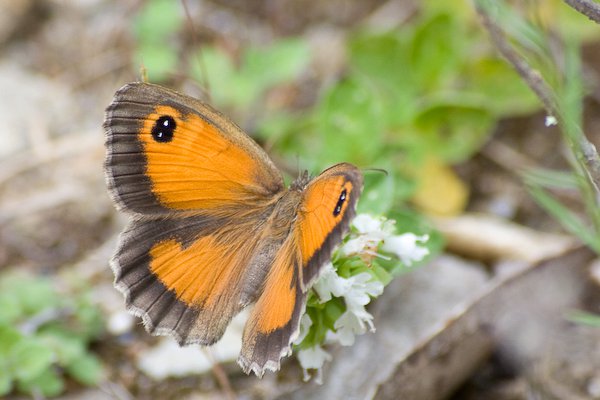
[545,115,558,126]
[297,345,332,384]
[340,214,396,257]
[353,214,396,238]
[342,272,384,310]
[339,236,371,256]
[313,262,351,302]
[353,214,384,234]
[382,233,429,266]
[294,313,313,345]
[332,305,376,346]
[322,272,383,346]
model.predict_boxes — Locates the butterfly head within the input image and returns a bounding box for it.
[290,170,311,191]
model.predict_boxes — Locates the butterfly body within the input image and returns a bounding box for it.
[104,82,362,376]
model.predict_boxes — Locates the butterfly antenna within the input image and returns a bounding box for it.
[181,0,212,101]
[362,167,389,176]
[139,63,148,83]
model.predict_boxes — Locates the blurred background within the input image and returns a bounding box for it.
[2,0,600,399]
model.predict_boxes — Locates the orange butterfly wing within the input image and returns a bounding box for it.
[239,163,363,375]
[296,163,363,289]
[112,212,280,346]
[104,82,284,216]
[239,235,302,375]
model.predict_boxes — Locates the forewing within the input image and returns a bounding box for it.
[104,82,284,216]
[297,163,363,289]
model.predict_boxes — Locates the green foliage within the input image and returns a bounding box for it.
[133,0,182,81]
[476,0,600,253]
[131,1,545,217]
[192,39,310,113]
[256,9,539,214]
[0,272,104,397]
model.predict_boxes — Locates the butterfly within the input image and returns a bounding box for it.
[103,82,363,376]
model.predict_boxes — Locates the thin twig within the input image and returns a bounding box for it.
[563,0,600,25]
[474,3,557,115]
[474,1,600,192]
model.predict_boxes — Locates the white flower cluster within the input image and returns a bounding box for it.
[295,214,430,383]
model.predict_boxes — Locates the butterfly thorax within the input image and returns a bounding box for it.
[265,189,303,239]
[290,170,311,191]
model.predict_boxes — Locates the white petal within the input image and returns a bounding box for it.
[352,214,383,234]
[339,237,369,256]
[313,263,352,302]
[382,233,429,266]
[342,273,384,310]
[363,279,384,297]
[333,308,373,346]
[297,345,332,383]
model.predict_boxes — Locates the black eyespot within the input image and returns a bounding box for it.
[333,188,347,217]
[151,116,176,143]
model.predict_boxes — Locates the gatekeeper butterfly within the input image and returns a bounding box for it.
[103,82,363,376]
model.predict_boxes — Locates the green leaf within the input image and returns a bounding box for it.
[0,293,22,324]
[371,263,393,286]
[323,298,345,330]
[193,39,309,111]
[409,13,465,90]
[67,354,104,386]
[302,309,326,348]
[357,172,395,215]
[17,368,64,397]
[349,31,418,126]
[73,297,105,340]
[39,331,85,365]
[0,367,11,396]
[134,44,178,82]
[0,324,22,355]
[0,273,59,317]
[316,77,385,166]
[413,100,493,163]
[244,38,310,91]
[466,57,540,116]
[133,0,181,44]
[11,338,54,382]
[192,47,235,106]
[132,0,181,82]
